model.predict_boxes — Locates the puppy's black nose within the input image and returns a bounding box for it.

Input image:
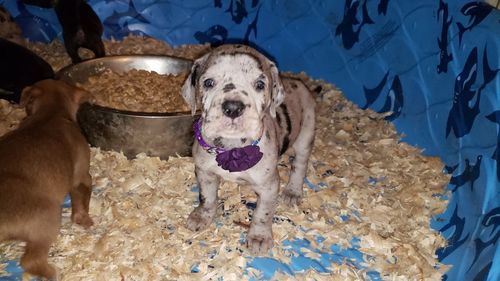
[222,100,245,119]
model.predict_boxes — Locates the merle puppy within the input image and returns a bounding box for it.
[181,44,316,255]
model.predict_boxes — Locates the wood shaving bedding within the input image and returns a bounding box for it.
[0,99,26,136]
[0,36,450,280]
[78,69,189,113]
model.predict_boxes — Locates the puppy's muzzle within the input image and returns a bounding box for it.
[222,100,245,119]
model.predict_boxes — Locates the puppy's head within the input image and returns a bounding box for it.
[181,44,284,147]
[20,79,89,119]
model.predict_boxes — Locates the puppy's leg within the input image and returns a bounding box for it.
[21,240,57,280]
[21,211,60,280]
[281,107,315,205]
[70,172,93,228]
[247,174,279,255]
[62,34,82,63]
[83,36,105,59]
[187,167,220,231]
[80,2,105,59]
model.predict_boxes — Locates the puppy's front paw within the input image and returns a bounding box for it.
[280,188,303,206]
[21,261,58,281]
[246,229,273,255]
[187,207,215,232]
[72,212,93,229]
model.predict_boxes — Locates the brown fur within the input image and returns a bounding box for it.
[0,79,92,280]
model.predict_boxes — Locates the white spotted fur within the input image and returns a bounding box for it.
[181,45,316,255]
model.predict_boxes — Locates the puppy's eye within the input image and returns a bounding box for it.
[203,78,215,89]
[255,80,265,91]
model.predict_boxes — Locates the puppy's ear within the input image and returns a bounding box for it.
[268,62,285,118]
[181,53,209,115]
[20,85,43,113]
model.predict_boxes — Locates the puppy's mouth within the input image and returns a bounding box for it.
[201,116,261,148]
[221,117,243,130]
[202,127,262,150]
[205,117,248,139]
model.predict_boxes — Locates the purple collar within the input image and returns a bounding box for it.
[193,118,263,172]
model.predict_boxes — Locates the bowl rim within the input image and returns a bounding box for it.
[58,54,197,118]
[57,54,194,75]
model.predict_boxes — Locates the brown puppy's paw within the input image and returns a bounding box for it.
[186,207,214,232]
[246,231,273,255]
[21,260,58,281]
[280,189,303,206]
[72,213,93,229]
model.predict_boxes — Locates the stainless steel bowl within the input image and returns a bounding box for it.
[57,55,197,159]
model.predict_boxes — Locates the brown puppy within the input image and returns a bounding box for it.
[0,79,93,280]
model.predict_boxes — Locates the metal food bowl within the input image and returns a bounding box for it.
[57,55,197,159]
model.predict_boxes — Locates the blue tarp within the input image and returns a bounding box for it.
[0,0,499,280]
